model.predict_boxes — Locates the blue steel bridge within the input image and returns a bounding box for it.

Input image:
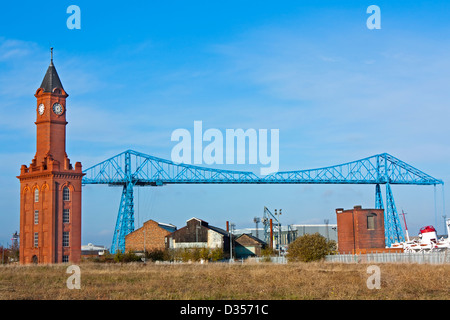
[82,150,443,253]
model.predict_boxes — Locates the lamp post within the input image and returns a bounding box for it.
[196,224,201,243]
[253,217,260,239]
[324,219,329,241]
[443,215,448,237]
[229,223,235,262]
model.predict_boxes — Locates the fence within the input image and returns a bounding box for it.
[254,256,288,264]
[325,251,450,264]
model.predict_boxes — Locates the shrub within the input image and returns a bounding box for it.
[145,249,166,261]
[210,248,224,261]
[199,247,210,261]
[113,251,141,263]
[168,247,224,262]
[287,233,336,262]
[260,247,278,262]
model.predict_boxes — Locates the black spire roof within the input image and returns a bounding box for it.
[40,48,64,93]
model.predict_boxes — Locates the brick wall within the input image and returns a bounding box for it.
[19,77,83,264]
[336,206,385,254]
[125,220,174,252]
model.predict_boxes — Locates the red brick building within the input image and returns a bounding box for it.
[335,205,386,254]
[17,51,84,264]
[125,219,176,253]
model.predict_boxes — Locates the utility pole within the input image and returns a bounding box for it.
[196,224,201,243]
[229,223,235,262]
[324,219,329,241]
[443,215,448,237]
[143,223,146,263]
[253,217,260,239]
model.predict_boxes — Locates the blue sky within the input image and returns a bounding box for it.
[1,1,450,247]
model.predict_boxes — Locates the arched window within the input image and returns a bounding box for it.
[63,187,70,201]
[34,188,39,202]
[367,213,376,230]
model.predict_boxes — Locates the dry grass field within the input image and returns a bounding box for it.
[0,261,449,300]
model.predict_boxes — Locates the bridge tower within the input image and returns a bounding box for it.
[17,49,84,264]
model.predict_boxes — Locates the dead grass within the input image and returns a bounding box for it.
[0,261,449,300]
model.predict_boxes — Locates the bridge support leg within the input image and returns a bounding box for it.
[111,152,135,254]
[375,184,384,209]
[385,183,405,247]
[111,182,135,253]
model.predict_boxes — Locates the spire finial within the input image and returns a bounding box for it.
[50,47,54,63]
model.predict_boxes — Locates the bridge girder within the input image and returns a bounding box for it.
[82,150,443,252]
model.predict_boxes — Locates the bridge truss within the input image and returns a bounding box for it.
[82,150,443,253]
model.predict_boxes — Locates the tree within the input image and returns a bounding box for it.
[287,233,336,262]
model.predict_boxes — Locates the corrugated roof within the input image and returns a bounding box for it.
[158,222,177,233]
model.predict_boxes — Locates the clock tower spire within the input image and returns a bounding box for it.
[18,49,84,264]
[34,48,69,168]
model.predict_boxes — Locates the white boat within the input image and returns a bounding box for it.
[390,219,450,253]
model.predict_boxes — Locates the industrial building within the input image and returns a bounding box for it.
[81,243,107,257]
[335,205,402,254]
[125,219,176,253]
[234,233,267,259]
[234,223,337,249]
[165,217,231,253]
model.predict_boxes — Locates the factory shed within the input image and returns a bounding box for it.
[125,219,177,253]
[234,233,266,259]
[165,217,230,253]
[81,243,107,257]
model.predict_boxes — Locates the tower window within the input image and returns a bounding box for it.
[34,232,39,247]
[63,231,69,247]
[367,213,376,230]
[63,209,70,223]
[63,187,70,201]
[62,255,69,263]
[34,210,39,224]
[34,188,39,202]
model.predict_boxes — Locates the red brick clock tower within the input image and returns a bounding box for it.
[17,49,84,264]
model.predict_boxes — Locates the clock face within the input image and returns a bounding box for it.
[52,103,63,115]
[38,104,45,115]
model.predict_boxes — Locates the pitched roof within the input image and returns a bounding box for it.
[207,225,229,236]
[40,60,64,93]
[157,221,177,233]
[184,217,228,236]
[235,233,266,245]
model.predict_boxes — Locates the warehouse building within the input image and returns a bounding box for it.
[234,223,337,246]
[165,217,231,253]
[234,233,267,259]
[81,243,107,257]
[125,219,177,253]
